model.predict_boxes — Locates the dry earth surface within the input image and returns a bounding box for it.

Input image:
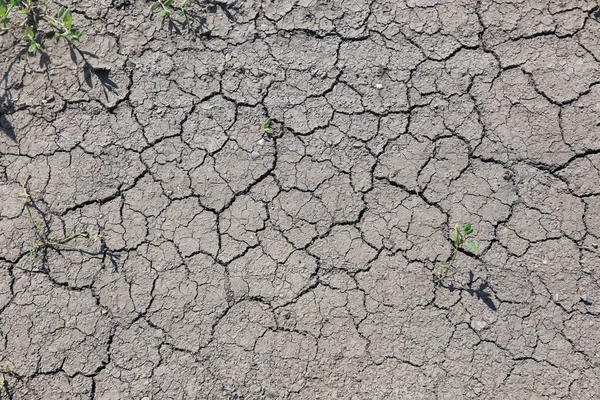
[1,0,600,398]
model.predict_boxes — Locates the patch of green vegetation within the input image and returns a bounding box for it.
[435,222,480,283]
[0,364,13,393]
[150,0,193,19]
[260,118,273,136]
[0,0,83,54]
[18,176,102,258]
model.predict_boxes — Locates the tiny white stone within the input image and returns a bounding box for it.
[251,151,260,159]
[472,320,487,331]
[257,138,265,146]
[375,83,383,89]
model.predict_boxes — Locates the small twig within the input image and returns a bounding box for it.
[18,175,102,258]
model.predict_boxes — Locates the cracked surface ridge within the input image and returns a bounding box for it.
[1,0,600,398]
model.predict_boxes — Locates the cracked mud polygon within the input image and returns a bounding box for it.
[1,0,600,399]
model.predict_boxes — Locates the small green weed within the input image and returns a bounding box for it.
[149,0,215,30]
[0,0,83,54]
[18,176,102,258]
[150,0,175,18]
[150,0,194,19]
[435,222,480,283]
[0,364,13,393]
[260,118,273,135]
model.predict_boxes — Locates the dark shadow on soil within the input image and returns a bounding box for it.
[0,113,16,142]
[0,368,19,400]
[23,195,120,273]
[591,6,600,21]
[155,0,244,35]
[70,45,120,99]
[440,271,497,311]
[36,240,121,275]
[0,380,13,400]
[1,40,118,139]
[0,48,26,141]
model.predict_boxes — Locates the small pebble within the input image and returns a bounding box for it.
[352,142,362,148]
[251,151,260,159]
[472,320,487,331]
[166,190,173,196]
[257,138,265,146]
[375,83,383,89]
[581,295,592,304]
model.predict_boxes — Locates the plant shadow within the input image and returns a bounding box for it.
[0,113,16,142]
[439,271,497,311]
[69,45,120,100]
[158,0,245,35]
[23,193,121,273]
[0,378,14,400]
[1,42,117,140]
[0,48,27,141]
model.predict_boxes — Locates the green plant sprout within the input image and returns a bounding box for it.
[261,118,273,135]
[47,7,83,43]
[0,364,13,393]
[18,176,102,258]
[0,0,83,54]
[435,222,480,283]
[149,0,226,28]
[22,26,39,53]
[150,0,174,18]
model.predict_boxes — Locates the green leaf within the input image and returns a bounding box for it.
[453,225,461,248]
[63,8,72,30]
[159,9,168,17]
[440,260,446,266]
[0,0,7,11]
[27,41,38,53]
[150,2,160,10]
[464,241,480,254]
[0,16,9,24]
[57,6,65,18]
[463,221,473,235]
[164,0,174,5]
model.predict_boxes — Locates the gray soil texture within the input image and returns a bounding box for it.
[1,0,600,398]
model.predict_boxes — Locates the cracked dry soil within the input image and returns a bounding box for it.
[1,0,600,399]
